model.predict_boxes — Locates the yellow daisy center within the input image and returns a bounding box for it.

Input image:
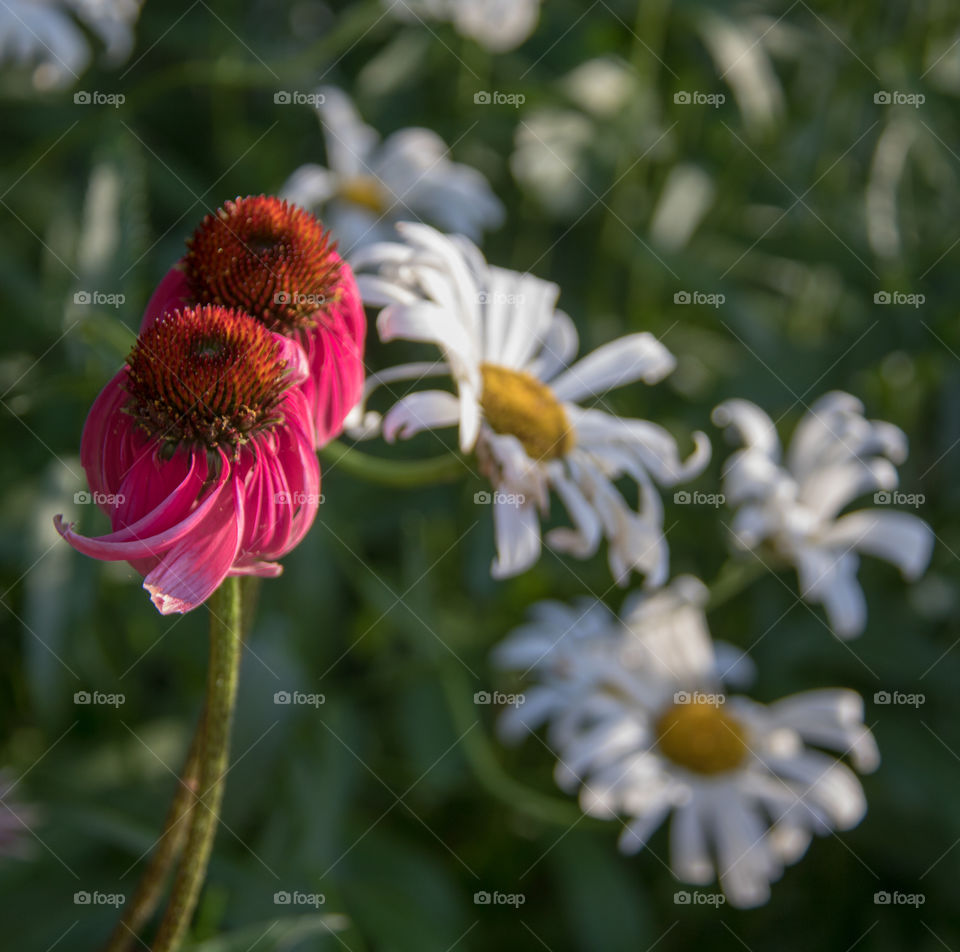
[655,699,749,775]
[479,364,575,461]
[338,175,389,214]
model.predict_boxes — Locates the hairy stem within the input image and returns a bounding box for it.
[151,577,243,952]
[102,708,206,952]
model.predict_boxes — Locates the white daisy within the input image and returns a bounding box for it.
[0,0,142,91]
[350,223,711,585]
[712,393,934,638]
[382,0,542,53]
[493,577,751,750]
[281,87,504,255]
[494,580,879,909]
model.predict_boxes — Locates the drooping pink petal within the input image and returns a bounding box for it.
[55,455,229,561]
[144,469,244,614]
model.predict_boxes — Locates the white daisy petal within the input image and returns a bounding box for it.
[281,163,337,209]
[491,496,542,579]
[720,447,787,504]
[571,408,712,485]
[769,753,867,830]
[526,309,579,382]
[822,510,934,581]
[712,399,781,459]
[714,794,775,909]
[616,798,673,854]
[550,332,676,402]
[317,86,379,177]
[795,546,867,638]
[458,377,482,452]
[377,302,479,377]
[545,468,603,559]
[382,391,462,442]
[786,392,866,475]
[670,799,714,884]
[798,459,899,520]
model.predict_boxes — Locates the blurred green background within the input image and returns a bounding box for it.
[1,0,958,948]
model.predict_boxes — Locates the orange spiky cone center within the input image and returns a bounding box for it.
[184,195,342,334]
[124,305,293,456]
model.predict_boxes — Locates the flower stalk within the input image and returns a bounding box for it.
[103,708,205,952]
[319,439,466,487]
[151,577,243,952]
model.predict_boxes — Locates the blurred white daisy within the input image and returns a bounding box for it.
[382,0,542,53]
[0,0,142,91]
[281,87,503,255]
[713,393,934,638]
[494,579,879,908]
[493,576,752,749]
[350,223,710,584]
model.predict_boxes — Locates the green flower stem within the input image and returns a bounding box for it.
[151,577,243,952]
[103,709,206,952]
[706,558,768,612]
[320,440,466,488]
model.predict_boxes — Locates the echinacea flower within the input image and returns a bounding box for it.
[0,0,142,90]
[143,195,365,446]
[55,305,320,614]
[382,0,542,52]
[494,580,878,908]
[712,393,934,637]
[351,223,710,584]
[281,87,503,253]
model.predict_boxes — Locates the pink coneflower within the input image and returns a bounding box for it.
[55,305,320,614]
[143,195,366,446]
